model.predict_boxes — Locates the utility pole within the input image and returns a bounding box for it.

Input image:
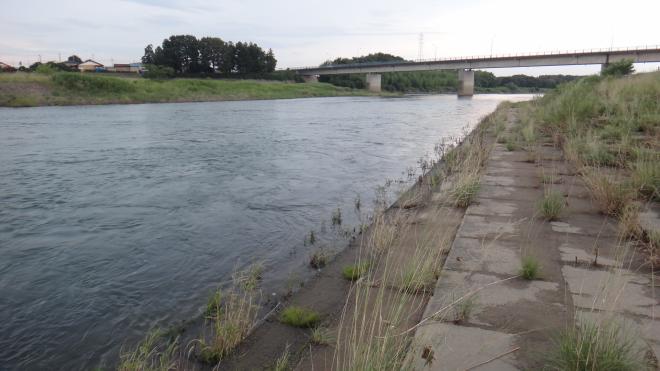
[418,33,424,61]
[38,54,42,63]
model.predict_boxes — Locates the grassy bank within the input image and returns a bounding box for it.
[0,72,372,107]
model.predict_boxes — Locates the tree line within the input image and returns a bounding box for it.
[319,53,580,92]
[142,35,277,75]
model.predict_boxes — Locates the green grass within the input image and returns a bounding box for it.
[117,329,178,371]
[198,290,258,363]
[519,256,540,280]
[450,173,481,208]
[232,262,264,291]
[310,326,335,345]
[342,262,371,281]
[548,321,648,371]
[0,72,372,107]
[538,191,564,221]
[279,306,321,328]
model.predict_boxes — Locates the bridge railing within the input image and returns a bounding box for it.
[284,44,660,71]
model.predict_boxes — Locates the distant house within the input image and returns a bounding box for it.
[78,59,103,72]
[129,63,143,73]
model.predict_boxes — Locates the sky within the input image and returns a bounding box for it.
[2,0,659,76]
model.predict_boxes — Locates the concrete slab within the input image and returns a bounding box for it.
[409,323,519,371]
[562,265,658,317]
[457,215,520,240]
[479,184,541,202]
[443,237,521,276]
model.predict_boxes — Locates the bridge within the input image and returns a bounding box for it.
[292,45,660,96]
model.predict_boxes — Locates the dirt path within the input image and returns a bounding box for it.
[407,108,659,370]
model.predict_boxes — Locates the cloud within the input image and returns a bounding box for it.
[1,0,659,74]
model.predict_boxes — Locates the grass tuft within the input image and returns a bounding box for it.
[450,173,481,208]
[342,262,371,281]
[309,249,329,269]
[279,306,321,328]
[538,191,564,221]
[582,171,633,217]
[198,289,258,363]
[310,326,335,345]
[519,256,540,280]
[118,329,178,371]
[548,321,648,371]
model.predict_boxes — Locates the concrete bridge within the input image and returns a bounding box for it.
[292,46,660,96]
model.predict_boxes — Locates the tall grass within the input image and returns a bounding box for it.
[0,72,371,107]
[117,329,178,371]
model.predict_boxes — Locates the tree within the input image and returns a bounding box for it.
[141,45,155,65]
[67,55,83,64]
[601,59,635,77]
[142,35,276,75]
[199,37,229,73]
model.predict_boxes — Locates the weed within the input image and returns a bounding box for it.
[519,256,540,280]
[232,262,264,291]
[450,173,480,208]
[279,306,321,328]
[310,326,335,345]
[400,263,436,294]
[342,262,371,281]
[538,191,564,221]
[309,249,329,269]
[631,159,659,200]
[452,295,477,324]
[118,329,178,371]
[198,290,258,363]
[308,230,316,245]
[582,171,633,216]
[272,345,291,371]
[505,140,516,152]
[354,195,361,211]
[548,321,648,371]
[331,208,342,226]
[619,203,642,238]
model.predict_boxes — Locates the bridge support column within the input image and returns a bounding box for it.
[600,63,609,73]
[457,69,474,97]
[302,75,318,83]
[366,73,382,93]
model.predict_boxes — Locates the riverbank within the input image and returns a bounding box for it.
[0,72,373,107]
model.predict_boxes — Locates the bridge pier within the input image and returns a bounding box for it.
[366,73,382,93]
[302,75,318,83]
[457,69,474,97]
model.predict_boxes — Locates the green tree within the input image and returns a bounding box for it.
[601,59,635,77]
[67,55,83,64]
[141,45,155,65]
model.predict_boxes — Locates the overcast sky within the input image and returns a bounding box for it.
[2,0,659,75]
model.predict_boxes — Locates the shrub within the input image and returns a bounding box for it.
[279,306,321,328]
[519,256,540,280]
[601,59,635,77]
[548,321,647,371]
[143,64,175,79]
[538,191,564,221]
[342,262,370,281]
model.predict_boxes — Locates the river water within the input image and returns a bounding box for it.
[0,94,532,369]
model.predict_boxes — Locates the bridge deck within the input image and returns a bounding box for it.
[292,46,660,75]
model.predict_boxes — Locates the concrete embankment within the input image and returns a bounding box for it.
[407,107,659,369]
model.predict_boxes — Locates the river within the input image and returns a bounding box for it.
[0,94,532,369]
